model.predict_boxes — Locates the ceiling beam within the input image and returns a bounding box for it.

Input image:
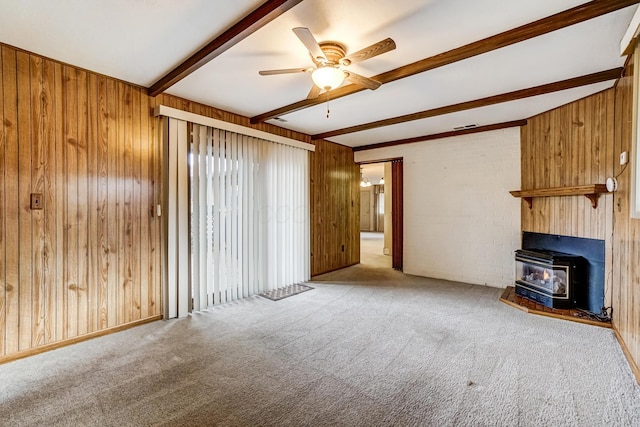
[352,120,528,152]
[312,68,622,140]
[250,0,638,123]
[148,0,304,97]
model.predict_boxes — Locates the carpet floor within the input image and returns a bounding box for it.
[1,265,639,426]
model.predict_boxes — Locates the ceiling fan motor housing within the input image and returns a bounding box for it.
[316,42,347,65]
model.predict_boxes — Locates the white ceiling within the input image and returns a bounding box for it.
[0,0,635,148]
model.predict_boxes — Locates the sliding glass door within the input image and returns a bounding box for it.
[188,123,310,311]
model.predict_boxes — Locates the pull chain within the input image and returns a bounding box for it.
[326,90,330,119]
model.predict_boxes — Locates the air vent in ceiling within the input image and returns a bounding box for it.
[453,123,478,131]
[272,117,288,123]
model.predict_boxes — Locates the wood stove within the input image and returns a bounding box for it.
[514,249,586,309]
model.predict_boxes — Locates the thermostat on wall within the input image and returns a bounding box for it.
[606,177,618,192]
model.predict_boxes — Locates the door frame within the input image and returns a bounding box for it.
[358,158,403,271]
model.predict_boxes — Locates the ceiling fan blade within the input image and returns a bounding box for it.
[345,72,382,90]
[292,27,327,63]
[259,67,311,76]
[340,38,396,66]
[307,84,322,100]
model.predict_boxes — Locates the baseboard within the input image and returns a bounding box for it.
[0,314,163,365]
[613,324,640,385]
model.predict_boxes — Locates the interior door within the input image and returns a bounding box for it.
[360,190,371,231]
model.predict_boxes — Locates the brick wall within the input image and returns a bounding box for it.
[355,127,521,287]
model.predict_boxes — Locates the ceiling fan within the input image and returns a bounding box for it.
[259,27,396,99]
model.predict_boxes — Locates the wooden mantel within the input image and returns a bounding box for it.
[510,184,609,209]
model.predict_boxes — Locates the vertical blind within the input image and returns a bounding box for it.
[188,123,310,311]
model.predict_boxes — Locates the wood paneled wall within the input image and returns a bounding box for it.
[521,70,640,377]
[520,89,615,304]
[158,94,361,277]
[309,138,360,276]
[0,44,359,360]
[611,60,640,378]
[0,44,162,361]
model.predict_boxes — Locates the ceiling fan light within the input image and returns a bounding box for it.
[311,66,345,91]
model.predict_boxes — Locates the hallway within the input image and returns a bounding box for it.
[360,231,391,269]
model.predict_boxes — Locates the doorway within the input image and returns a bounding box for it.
[359,162,392,268]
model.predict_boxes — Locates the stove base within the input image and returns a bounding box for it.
[515,283,576,310]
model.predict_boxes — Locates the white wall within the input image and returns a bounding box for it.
[355,128,521,288]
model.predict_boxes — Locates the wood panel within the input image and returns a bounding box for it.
[0,41,358,360]
[3,46,19,355]
[77,69,89,338]
[158,94,361,277]
[611,55,640,378]
[87,71,98,333]
[520,89,614,243]
[0,43,161,361]
[521,87,616,307]
[96,74,108,331]
[308,138,360,276]
[521,73,640,377]
[43,58,57,344]
[17,50,32,351]
[0,43,6,356]
[64,64,78,340]
[30,54,45,348]
[106,78,118,329]
[53,61,64,343]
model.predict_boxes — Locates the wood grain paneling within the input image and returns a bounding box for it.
[17,50,33,351]
[309,138,360,276]
[0,45,6,356]
[0,43,161,361]
[42,59,56,344]
[521,73,640,377]
[158,94,361,277]
[86,71,98,333]
[0,43,359,360]
[3,46,19,355]
[94,74,107,331]
[522,87,616,314]
[611,55,640,378]
[520,90,615,301]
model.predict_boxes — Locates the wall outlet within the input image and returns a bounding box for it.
[30,193,43,210]
[384,248,390,255]
[620,151,628,165]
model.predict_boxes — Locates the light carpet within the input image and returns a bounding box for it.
[1,265,639,426]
